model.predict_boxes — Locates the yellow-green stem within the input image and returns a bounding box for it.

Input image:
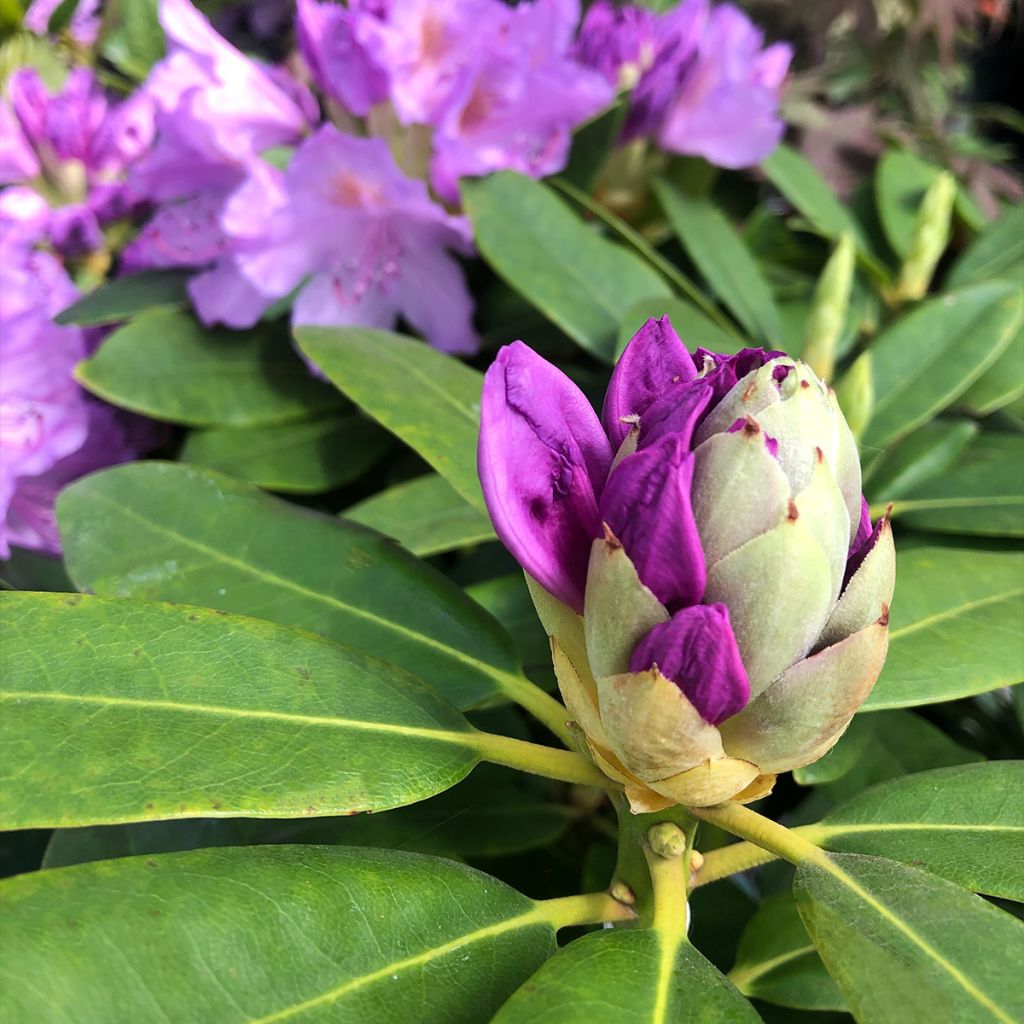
[694,823,832,887]
[537,890,636,930]
[643,838,690,940]
[498,673,575,747]
[690,802,827,867]
[474,730,618,791]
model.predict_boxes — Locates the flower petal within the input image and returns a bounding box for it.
[478,342,612,611]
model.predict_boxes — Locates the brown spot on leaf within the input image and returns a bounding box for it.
[296,666,311,681]
[187,613,199,623]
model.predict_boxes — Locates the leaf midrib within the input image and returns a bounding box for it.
[77,489,517,689]
[889,587,1024,640]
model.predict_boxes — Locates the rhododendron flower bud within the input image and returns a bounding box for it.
[478,317,895,810]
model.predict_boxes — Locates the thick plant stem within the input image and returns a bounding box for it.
[474,730,618,790]
[537,891,636,930]
[693,823,833,888]
[498,673,575,747]
[690,802,827,867]
[643,831,691,940]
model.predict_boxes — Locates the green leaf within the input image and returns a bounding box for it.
[561,100,627,191]
[866,544,1024,709]
[43,767,574,868]
[956,325,1024,416]
[493,929,761,1023]
[78,310,342,427]
[0,592,483,828]
[730,893,845,1012]
[654,178,781,345]
[344,474,495,557]
[875,150,984,257]
[57,462,524,710]
[888,433,1024,537]
[809,763,1024,901]
[180,413,392,494]
[97,0,164,80]
[467,574,553,684]
[795,853,1024,1024]
[55,270,190,326]
[945,204,1024,288]
[294,326,486,509]
[861,281,1022,449]
[463,171,670,362]
[794,709,981,800]
[864,418,979,502]
[616,297,743,358]
[0,846,555,1023]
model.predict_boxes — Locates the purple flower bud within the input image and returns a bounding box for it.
[637,379,713,451]
[843,505,888,592]
[599,432,706,610]
[629,603,750,724]
[602,316,697,450]
[478,341,612,612]
[573,1,659,86]
[851,495,872,554]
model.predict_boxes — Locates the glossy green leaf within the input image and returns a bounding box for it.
[875,150,984,257]
[98,0,164,80]
[0,592,482,828]
[795,853,1024,1024]
[794,709,981,799]
[0,846,555,1023]
[889,433,1024,537]
[43,767,574,868]
[57,462,524,709]
[78,310,342,427]
[294,326,486,509]
[493,928,760,1023]
[861,281,1022,449]
[55,269,190,325]
[463,171,670,362]
[654,179,781,345]
[344,474,495,556]
[730,893,845,1012]
[866,544,1024,709]
[956,325,1024,416]
[616,297,743,358]
[809,762,1024,901]
[467,574,553,683]
[180,413,392,494]
[561,101,627,191]
[946,204,1024,288]
[864,418,979,502]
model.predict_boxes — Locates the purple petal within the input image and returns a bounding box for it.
[842,504,888,592]
[602,315,697,449]
[478,342,612,612]
[637,378,713,451]
[600,432,706,609]
[851,495,872,554]
[629,603,750,724]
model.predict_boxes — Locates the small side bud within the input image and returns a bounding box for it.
[609,879,636,906]
[647,822,687,859]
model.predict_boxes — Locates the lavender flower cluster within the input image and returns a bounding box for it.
[0,0,790,559]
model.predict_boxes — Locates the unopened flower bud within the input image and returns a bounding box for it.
[896,171,956,302]
[803,232,855,381]
[479,317,895,811]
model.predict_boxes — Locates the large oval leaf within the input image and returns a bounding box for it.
[344,474,496,557]
[77,310,342,427]
[463,171,670,362]
[795,853,1024,1024]
[888,433,1024,537]
[180,413,392,494]
[730,892,844,1012]
[294,326,486,509]
[0,592,481,828]
[43,766,574,868]
[493,928,760,1023]
[861,281,1022,449]
[866,544,1024,709]
[864,418,979,502]
[0,846,556,1023]
[956,325,1024,416]
[654,179,781,346]
[945,203,1024,288]
[808,762,1024,900]
[57,462,522,709]
[55,269,189,326]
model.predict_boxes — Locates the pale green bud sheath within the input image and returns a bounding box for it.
[803,231,855,381]
[895,171,956,302]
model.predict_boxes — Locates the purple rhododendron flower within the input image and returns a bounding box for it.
[206,125,479,350]
[583,0,790,167]
[0,68,154,255]
[0,193,153,558]
[24,0,101,45]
